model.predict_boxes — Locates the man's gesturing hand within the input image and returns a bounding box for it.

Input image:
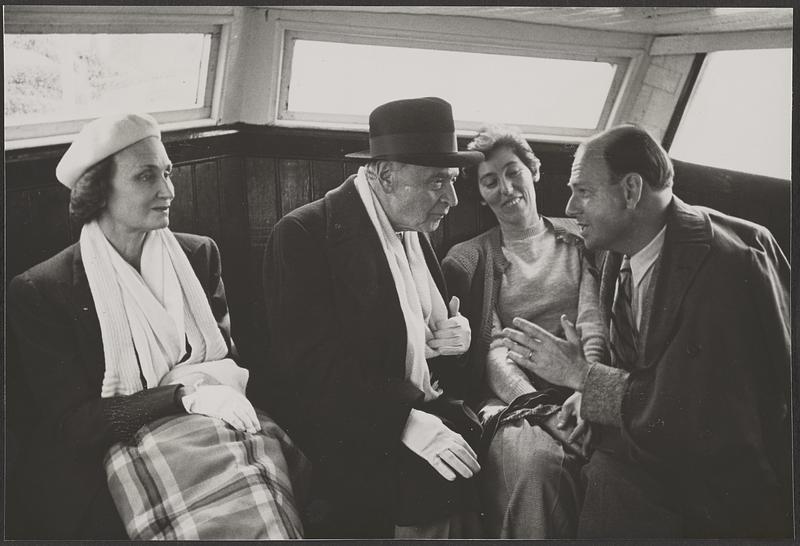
[502,314,591,391]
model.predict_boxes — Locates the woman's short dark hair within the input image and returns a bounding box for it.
[462,125,541,185]
[69,156,114,225]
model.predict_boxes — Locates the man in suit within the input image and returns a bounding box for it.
[256,97,485,538]
[499,125,791,538]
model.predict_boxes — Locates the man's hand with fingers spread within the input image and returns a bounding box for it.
[501,314,591,391]
[427,296,471,357]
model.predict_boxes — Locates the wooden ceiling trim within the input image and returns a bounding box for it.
[651,28,792,56]
[273,7,793,35]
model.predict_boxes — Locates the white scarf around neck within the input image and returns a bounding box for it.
[80,220,230,397]
[354,168,448,401]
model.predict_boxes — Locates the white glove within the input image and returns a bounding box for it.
[401,409,480,481]
[181,384,261,434]
[427,296,471,357]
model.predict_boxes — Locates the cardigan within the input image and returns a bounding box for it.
[441,217,608,408]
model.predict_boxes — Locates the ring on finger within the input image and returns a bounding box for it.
[527,349,534,360]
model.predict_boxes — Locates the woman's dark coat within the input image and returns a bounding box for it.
[7,233,233,539]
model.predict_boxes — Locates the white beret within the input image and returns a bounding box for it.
[56,113,161,189]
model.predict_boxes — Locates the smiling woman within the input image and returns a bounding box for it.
[472,131,541,230]
[442,125,607,538]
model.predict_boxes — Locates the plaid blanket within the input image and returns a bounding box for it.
[105,410,310,540]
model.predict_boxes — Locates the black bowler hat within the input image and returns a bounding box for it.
[345,97,484,167]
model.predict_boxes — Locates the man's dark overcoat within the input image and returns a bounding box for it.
[257,176,479,538]
[580,196,792,538]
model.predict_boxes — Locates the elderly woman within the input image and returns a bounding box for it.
[442,126,607,538]
[7,114,308,540]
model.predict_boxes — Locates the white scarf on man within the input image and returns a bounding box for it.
[80,220,231,397]
[354,167,447,401]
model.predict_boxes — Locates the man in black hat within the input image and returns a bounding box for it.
[256,97,485,538]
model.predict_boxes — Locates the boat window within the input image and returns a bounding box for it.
[4,6,228,147]
[279,34,629,139]
[669,48,791,180]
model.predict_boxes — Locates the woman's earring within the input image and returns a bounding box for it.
[479,199,487,206]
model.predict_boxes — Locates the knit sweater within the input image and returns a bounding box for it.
[441,217,608,409]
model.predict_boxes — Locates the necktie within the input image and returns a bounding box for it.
[610,255,638,370]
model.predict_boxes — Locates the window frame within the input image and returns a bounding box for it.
[267,9,649,141]
[4,6,234,148]
[665,46,792,180]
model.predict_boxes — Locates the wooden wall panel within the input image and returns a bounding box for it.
[169,164,197,234]
[193,161,223,243]
[32,186,73,253]
[236,125,369,160]
[244,157,278,247]
[5,125,790,383]
[5,185,72,287]
[672,159,790,253]
[278,159,312,216]
[311,160,345,201]
[242,156,278,365]
[440,174,482,256]
[530,145,578,219]
[25,187,73,272]
[441,199,479,256]
[344,160,365,179]
[217,156,257,363]
[218,156,249,265]
[5,155,60,192]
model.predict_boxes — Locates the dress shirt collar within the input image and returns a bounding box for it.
[628,224,666,289]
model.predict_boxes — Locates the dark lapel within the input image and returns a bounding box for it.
[641,196,712,368]
[324,176,395,307]
[71,243,106,387]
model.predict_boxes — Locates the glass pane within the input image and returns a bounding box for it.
[670,49,791,180]
[287,39,618,130]
[4,33,211,126]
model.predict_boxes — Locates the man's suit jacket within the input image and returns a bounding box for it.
[7,233,234,539]
[589,196,791,536]
[257,176,476,537]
